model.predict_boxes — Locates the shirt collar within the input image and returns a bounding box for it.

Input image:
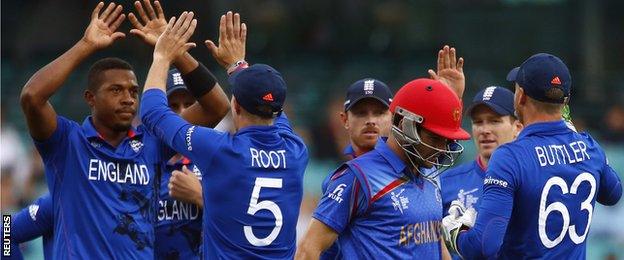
[475,157,487,176]
[375,139,407,174]
[517,120,569,139]
[82,116,142,140]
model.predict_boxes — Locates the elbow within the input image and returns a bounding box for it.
[19,86,42,111]
[598,183,622,206]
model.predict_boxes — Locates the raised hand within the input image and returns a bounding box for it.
[428,45,465,98]
[153,11,197,63]
[205,11,247,69]
[128,0,167,46]
[82,2,126,50]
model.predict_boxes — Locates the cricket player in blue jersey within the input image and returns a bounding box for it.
[439,86,522,259]
[320,78,393,260]
[140,12,308,259]
[19,3,229,258]
[4,194,53,260]
[154,69,204,260]
[298,46,467,260]
[444,53,623,259]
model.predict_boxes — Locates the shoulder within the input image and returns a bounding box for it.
[441,161,476,179]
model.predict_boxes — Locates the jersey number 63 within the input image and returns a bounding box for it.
[538,172,596,248]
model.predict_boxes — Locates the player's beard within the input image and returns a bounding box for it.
[112,121,133,132]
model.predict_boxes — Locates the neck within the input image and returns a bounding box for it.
[236,116,273,131]
[91,117,127,147]
[387,135,419,173]
[352,144,370,157]
[478,155,489,169]
[521,108,562,127]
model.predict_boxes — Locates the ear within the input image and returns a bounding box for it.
[340,111,349,129]
[232,96,242,116]
[84,89,95,108]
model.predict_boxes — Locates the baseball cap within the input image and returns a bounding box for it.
[166,68,190,96]
[229,64,286,117]
[466,86,515,117]
[344,78,393,111]
[506,53,571,104]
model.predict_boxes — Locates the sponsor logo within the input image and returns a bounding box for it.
[483,176,508,188]
[327,184,347,203]
[185,126,195,151]
[391,188,409,214]
[172,73,184,86]
[28,204,39,221]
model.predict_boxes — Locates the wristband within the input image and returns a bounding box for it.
[180,63,217,98]
[227,60,249,75]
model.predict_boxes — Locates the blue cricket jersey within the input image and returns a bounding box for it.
[439,158,486,260]
[440,158,486,216]
[34,116,169,259]
[141,89,308,259]
[458,120,623,259]
[11,194,53,259]
[155,157,203,259]
[313,140,444,259]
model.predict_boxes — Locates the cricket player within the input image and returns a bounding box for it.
[154,69,204,260]
[19,2,229,258]
[444,53,623,259]
[140,11,308,259]
[296,77,470,258]
[4,194,53,260]
[320,78,393,259]
[439,86,522,259]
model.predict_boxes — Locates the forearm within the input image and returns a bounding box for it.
[173,52,199,73]
[144,56,171,93]
[178,62,230,128]
[21,40,95,106]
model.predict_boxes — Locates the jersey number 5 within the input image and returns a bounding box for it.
[538,172,596,248]
[244,177,283,246]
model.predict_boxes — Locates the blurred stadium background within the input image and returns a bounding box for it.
[2,0,623,259]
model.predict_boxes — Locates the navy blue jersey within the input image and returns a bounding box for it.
[313,140,444,259]
[11,194,53,259]
[458,120,622,259]
[155,157,202,260]
[440,159,485,215]
[34,116,169,259]
[141,89,308,259]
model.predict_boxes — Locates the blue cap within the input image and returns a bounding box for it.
[467,86,515,117]
[506,53,571,104]
[229,64,286,117]
[344,78,393,111]
[166,68,189,96]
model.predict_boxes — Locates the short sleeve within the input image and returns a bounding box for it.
[312,167,368,234]
[12,194,54,243]
[33,116,73,163]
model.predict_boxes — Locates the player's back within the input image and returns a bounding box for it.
[200,115,308,259]
[495,121,612,259]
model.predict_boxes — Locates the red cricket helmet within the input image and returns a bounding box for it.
[390,78,470,140]
[389,78,470,179]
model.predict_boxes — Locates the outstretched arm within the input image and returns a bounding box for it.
[295,219,339,260]
[20,2,125,140]
[130,0,229,127]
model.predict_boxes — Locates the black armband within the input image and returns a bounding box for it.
[180,62,217,98]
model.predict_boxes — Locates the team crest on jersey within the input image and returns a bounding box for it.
[130,139,143,153]
[29,204,40,221]
[457,188,479,209]
[391,189,409,214]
